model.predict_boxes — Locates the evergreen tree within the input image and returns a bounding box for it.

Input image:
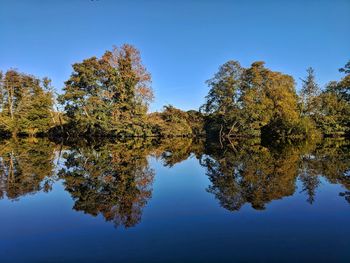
[300,67,320,116]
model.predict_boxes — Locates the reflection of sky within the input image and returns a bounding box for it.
[0,154,349,262]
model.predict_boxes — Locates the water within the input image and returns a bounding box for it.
[0,138,349,262]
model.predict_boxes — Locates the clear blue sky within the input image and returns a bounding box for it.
[1,0,349,112]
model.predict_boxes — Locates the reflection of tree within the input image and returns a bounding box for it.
[0,138,56,200]
[300,139,350,203]
[339,191,350,204]
[314,139,350,189]
[298,141,322,204]
[152,138,205,167]
[58,141,155,228]
[299,172,320,204]
[202,141,299,210]
[1,136,349,225]
[202,138,350,211]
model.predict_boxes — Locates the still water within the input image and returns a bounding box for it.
[0,138,349,262]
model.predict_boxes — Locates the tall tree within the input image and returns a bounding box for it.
[202,61,302,139]
[59,44,153,136]
[201,61,243,137]
[300,67,320,116]
[241,62,300,136]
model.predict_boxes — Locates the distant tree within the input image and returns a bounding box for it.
[148,105,193,137]
[300,67,320,117]
[186,110,206,136]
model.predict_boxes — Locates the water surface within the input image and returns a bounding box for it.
[0,138,349,262]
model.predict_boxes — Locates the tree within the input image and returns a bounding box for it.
[202,61,303,139]
[186,110,206,136]
[59,44,153,137]
[201,61,242,115]
[148,105,193,137]
[241,62,300,137]
[328,60,350,103]
[314,60,350,136]
[200,61,243,137]
[0,70,54,137]
[300,67,320,117]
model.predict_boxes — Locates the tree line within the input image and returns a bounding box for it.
[202,61,350,141]
[0,43,349,140]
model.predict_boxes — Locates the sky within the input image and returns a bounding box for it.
[0,0,349,112]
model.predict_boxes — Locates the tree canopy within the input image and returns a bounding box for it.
[202,61,304,139]
[0,70,54,137]
[58,44,154,137]
[0,47,348,142]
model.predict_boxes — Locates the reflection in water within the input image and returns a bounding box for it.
[58,141,155,228]
[0,137,349,227]
[202,141,300,210]
[202,139,350,210]
[0,138,56,200]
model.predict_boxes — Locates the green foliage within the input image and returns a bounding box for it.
[186,110,206,136]
[58,44,153,137]
[314,92,350,136]
[148,105,197,137]
[310,61,350,136]
[202,61,303,139]
[0,70,54,137]
[0,52,348,141]
[300,67,321,117]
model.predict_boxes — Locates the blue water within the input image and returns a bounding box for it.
[0,139,349,262]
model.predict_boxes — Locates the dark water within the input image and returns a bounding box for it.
[0,138,349,263]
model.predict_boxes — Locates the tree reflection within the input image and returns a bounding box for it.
[151,138,205,167]
[58,138,205,228]
[0,138,56,200]
[202,138,350,211]
[301,139,350,203]
[0,136,349,225]
[202,141,299,210]
[58,140,156,228]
